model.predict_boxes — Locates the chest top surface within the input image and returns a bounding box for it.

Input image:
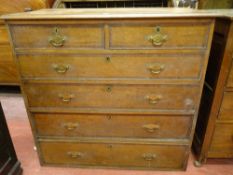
[1,8,232,20]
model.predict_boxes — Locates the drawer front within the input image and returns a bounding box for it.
[40,141,187,169]
[10,24,104,49]
[24,84,199,110]
[18,54,202,79]
[209,123,233,157]
[219,92,233,120]
[0,26,9,43]
[227,63,233,88]
[109,22,210,49]
[34,113,192,139]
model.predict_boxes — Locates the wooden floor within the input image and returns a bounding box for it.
[0,94,233,175]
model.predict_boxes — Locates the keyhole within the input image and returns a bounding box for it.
[106,86,112,92]
[106,56,111,62]
[107,144,113,149]
[156,26,160,32]
[106,115,112,120]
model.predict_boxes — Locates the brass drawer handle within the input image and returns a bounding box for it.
[147,27,167,46]
[64,123,79,130]
[53,64,70,74]
[145,95,162,104]
[142,153,157,161]
[142,124,160,133]
[147,63,165,74]
[58,94,75,103]
[49,27,66,47]
[67,152,84,159]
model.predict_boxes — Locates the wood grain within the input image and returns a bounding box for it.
[39,141,188,170]
[24,83,199,110]
[34,113,192,139]
[4,10,215,170]
[18,54,203,79]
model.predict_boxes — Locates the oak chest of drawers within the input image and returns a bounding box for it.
[2,8,215,170]
[193,12,233,165]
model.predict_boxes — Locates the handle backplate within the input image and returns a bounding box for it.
[147,63,165,74]
[53,64,70,74]
[67,151,84,158]
[49,27,66,47]
[142,153,157,161]
[145,95,162,104]
[58,93,75,103]
[147,27,167,46]
[63,122,79,130]
[142,124,160,133]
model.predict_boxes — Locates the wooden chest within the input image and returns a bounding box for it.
[193,13,233,165]
[2,8,215,170]
[0,0,54,85]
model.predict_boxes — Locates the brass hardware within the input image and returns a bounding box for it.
[64,123,79,130]
[147,63,165,74]
[106,85,112,92]
[67,152,84,158]
[49,27,66,47]
[147,27,167,46]
[142,124,160,133]
[142,153,157,161]
[145,95,162,104]
[107,144,113,149]
[53,64,69,74]
[58,94,75,103]
[106,115,112,120]
[106,56,111,62]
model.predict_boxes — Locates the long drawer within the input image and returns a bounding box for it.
[10,24,104,49]
[24,83,199,110]
[209,123,233,158]
[39,141,188,169]
[218,92,233,120]
[34,113,192,139]
[18,54,203,79]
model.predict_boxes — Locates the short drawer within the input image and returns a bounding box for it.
[109,21,211,49]
[18,54,203,79]
[226,63,233,88]
[219,92,233,120]
[34,113,192,139]
[24,84,199,110]
[209,123,233,158]
[10,24,104,49]
[39,141,188,169]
